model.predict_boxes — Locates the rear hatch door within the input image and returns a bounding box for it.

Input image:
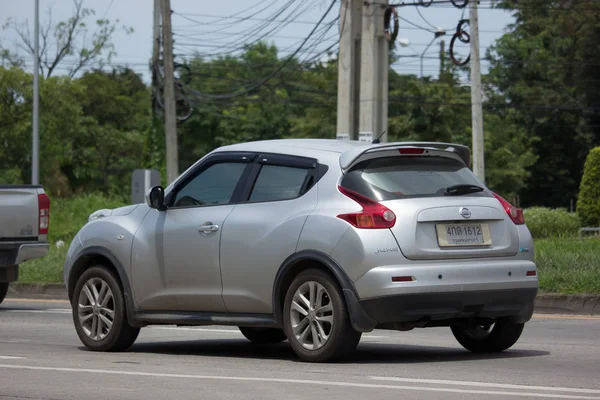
[340,149,519,260]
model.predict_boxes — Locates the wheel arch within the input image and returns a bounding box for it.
[272,250,377,332]
[68,246,137,325]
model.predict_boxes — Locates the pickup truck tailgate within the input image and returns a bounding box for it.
[0,187,40,238]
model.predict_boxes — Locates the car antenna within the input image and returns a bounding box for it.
[372,130,386,144]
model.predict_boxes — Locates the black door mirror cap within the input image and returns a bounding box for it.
[145,186,166,210]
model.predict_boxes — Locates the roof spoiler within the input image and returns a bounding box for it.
[339,142,471,170]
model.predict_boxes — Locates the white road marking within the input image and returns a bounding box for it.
[369,376,600,395]
[4,309,70,314]
[0,356,25,360]
[0,364,598,399]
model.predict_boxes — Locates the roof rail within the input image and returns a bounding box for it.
[339,141,471,170]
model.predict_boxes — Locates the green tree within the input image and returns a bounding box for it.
[577,147,600,227]
[0,67,81,194]
[1,0,132,78]
[486,0,600,207]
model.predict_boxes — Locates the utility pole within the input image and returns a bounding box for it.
[336,0,362,141]
[470,0,485,181]
[359,0,388,143]
[32,0,40,185]
[160,0,178,183]
[439,39,445,76]
[150,0,162,175]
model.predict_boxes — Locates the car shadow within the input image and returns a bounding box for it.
[112,338,549,364]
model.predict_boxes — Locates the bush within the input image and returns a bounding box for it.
[523,207,580,238]
[577,147,600,227]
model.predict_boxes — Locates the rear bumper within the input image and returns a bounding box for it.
[0,242,49,274]
[358,287,538,327]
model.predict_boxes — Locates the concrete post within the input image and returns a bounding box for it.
[336,0,363,141]
[359,0,388,143]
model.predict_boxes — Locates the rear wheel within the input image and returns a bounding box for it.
[282,269,361,362]
[239,327,287,344]
[451,319,524,353]
[0,283,8,305]
[72,266,140,351]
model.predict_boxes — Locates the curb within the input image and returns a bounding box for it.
[7,283,68,301]
[5,283,600,316]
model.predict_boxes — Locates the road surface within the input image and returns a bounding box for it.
[1,299,599,400]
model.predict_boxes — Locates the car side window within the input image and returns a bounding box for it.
[249,164,310,202]
[173,162,247,207]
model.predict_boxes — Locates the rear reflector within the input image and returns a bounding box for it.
[337,186,396,229]
[38,193,50,235]
[526,270,537,277]
[392,276,414,282]
[398,147,425,155]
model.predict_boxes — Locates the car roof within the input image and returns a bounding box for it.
[216,139,471,169]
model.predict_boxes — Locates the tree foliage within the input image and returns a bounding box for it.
[487,0,600,207]
[577,147,600,227]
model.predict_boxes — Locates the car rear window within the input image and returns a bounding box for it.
[341,156,491,200]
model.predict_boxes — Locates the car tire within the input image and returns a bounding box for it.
[451,319,525,353]
[72,266,140,352]
[282,268,361,362]
[0,282,8,305]
[239,327,287,344]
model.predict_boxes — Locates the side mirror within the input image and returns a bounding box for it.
[146,186,165,210]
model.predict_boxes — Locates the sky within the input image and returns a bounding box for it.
[1,0,515,83]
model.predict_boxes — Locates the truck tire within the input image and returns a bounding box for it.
[451,320,525,353]
[0,283,8,305]
[282,269,361,362]
[72,266,140,351]
[239,327,287,344]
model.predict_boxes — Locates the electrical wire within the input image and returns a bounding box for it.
[181,0,337,100]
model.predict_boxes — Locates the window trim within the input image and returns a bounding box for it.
[165,152,257,209]
[237,153,327,205]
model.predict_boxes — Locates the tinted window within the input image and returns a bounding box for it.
[341,156,490,200]
[249,165,310,202]
[173,162,247,207]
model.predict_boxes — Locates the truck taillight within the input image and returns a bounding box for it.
[38,193,50,235]
[493,192,524,225]
[336,186,396,229]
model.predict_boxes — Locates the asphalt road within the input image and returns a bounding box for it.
[1,299,599,400]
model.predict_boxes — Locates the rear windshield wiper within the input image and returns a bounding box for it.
[442,184,484,196]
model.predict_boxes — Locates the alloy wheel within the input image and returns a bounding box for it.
[77,277,115,341]
[289,281,334,350]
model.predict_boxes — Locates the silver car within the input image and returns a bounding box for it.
[64,139,538,362]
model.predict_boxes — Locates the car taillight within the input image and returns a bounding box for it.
[336,186,396,229]
[492,192,524,225]
[38,193,50,235]
[398,147,425,155]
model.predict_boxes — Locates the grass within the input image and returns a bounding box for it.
[535,236,600,294]
[17,196,600,294]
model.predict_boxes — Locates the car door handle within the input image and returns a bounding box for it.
[198,224,219,234]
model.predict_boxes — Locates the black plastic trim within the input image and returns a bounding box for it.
[68,246,137,325]
[359,288,538,325]
[0,265,19,282]
[272,250,377,332]
[131,311,278,328]
[0,237,38,242]
[0,185,42,189]
[164,151,257,208]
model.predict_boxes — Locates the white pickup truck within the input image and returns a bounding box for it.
[0,185,50,304]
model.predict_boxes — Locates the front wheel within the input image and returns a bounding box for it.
[0,282,9,305]
[239,327,287,344]
[451,320,525,353]
[72,266,140,351]
[282,269,361,362]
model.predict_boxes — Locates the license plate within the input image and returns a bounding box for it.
[436,223,492,247]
